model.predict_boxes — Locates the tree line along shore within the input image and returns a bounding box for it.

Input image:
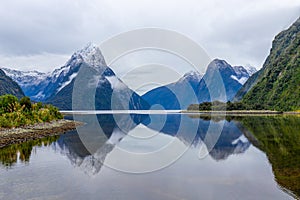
[187,101,300,113]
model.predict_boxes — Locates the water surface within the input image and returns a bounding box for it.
[0,114,299,200]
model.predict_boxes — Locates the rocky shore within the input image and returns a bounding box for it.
[0,119,83,148]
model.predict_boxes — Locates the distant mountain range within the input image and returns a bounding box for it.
[2,43,150,110]
[2,43,256,110]
[0,69,24,99]
[1,18,299,111]
[143,59,256,109]
[236,17,300,111]
[2,68,48,100]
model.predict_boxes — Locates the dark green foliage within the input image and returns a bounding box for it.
[226,101,247,110]
[20,96,32,111]
[0,94,18,113]
[199,102,212,110]
[240,17,300,111]
[0,95,63,128]
[187,101,248,111]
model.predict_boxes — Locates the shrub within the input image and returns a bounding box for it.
[20,97,32,111]
[38,108,51,122]
[45,104,63,119]
[0,95,18,113]
[0,95,63,128]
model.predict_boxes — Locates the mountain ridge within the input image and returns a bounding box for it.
[236,17,300,111]
[0,69,24,99]
[142,59,256,110]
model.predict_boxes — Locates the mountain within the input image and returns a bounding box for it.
[0,69,24,98]
[142,71,203,109]
[196,59,255,102]
[142,59,256,110]
[3,43,108,102]
[45,43,150,110]
[236,17,300,111]
[2,68,48,100]
[243,65,257,77]
[42,43,107,101]
[3,43,150,110]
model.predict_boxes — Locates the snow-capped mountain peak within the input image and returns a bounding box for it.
[232,65,257,85]
[180,70,203,83]
[50,43,107,82]
[210,59,231,69]
[65,43,107,70]
[2,68,46,76]
[2,68,48,84]
[243,64,257,76]
[47,43,109,96]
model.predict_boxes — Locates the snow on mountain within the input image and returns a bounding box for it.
[230,75,248,85]
[44,44,150,110]
[56,72,78,93]
[0,69,25,99]
[43,43,109,101]
[2,43,108,101]
[143,59,256,109]
[2,43,150,110]
[243,64,257,76]
[2,68,48,87]
[202,59,255,101]
[179,70,204,83]
[232,65,257,85]
[51,42,107,83]
[66,42,107,69]
[142,70,204,110]
[2,67,49,99]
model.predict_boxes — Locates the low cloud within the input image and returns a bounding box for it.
[0,0,299,72]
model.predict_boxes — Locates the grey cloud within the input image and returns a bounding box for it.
[0,0,299,72]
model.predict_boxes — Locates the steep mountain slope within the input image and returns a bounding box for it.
[143,59,255,110]
[46,44,149,110]
[0,69,24,98]
[3,43,107,102]
[3,43,150,110]
[196,59,254,102]
[2,68,48,99]
[237,17,300,111]
[142,71,203,109]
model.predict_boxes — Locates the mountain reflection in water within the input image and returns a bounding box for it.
[0,114,299,199]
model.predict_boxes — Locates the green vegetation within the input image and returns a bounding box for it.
[240,17,300,111]
[188,101,249,111]
[0,94,63,128]
[241,116,300,198]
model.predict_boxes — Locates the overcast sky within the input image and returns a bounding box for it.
[0,0,299,72]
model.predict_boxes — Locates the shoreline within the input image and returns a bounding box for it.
[0,119,83,148]
[181,110,300,116]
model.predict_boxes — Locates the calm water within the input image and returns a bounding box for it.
[0,114,299,200]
